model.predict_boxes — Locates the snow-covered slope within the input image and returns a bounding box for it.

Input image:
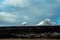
[21,22,28,26]
[36,19,54,26]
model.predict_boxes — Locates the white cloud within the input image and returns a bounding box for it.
[0,12,18,22]
[1,0,60,16]
[2,0,29,7]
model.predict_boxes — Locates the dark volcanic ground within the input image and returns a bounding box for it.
[0,26,60,38]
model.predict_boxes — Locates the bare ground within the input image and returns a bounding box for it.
[0,38,60,40]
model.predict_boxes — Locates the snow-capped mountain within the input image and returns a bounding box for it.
[36,19,54,26]
[21,22,28,26]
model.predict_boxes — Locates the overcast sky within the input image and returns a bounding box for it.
[0,0,60,26]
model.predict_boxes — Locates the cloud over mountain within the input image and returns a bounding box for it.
[0,0,59,25]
